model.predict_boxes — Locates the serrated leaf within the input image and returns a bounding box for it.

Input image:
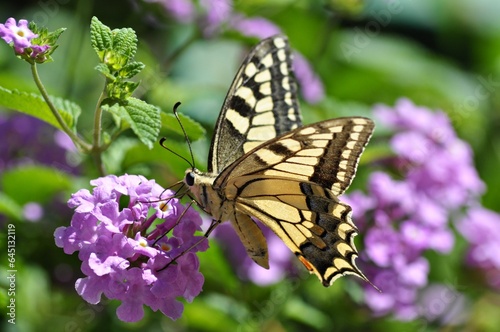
[120,61,145,79]
[161,112,206,142]
[112,27,137,59]
[0,165,73,205]
[0,86,80,131]
[90,16,113,56]
[103,97,161,149]
[94,63,114,80]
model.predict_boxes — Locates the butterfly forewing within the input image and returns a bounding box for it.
[216,117,375,197]
[208,36,302,173]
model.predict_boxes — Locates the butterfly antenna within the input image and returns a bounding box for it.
[159,137,194,168]
[173,102,196,169]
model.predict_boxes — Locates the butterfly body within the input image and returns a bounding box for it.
[184,36,375,287]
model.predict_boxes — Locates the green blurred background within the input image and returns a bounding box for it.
[1,0,499,331]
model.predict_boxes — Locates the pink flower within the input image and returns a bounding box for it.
[0,18,37,54]
[54,174,208,322]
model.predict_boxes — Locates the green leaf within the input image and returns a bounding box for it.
[119,61,145,79]
[103,97,161,149]
[107,81,139,99]
[0,192,23,221]
[94,63,113,80]
[90,16,113,57]
[0,86,80,131]
[0,165,73,205]
[112,27,137,60]
[161,112,206,142]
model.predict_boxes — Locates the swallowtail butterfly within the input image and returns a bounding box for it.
[184,36,374,287]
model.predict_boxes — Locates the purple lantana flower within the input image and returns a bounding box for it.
[54,174,208,322]
[346,98,485,321]
[0,113,78,173]
[458,207,500,289]
[0,17,53,62]
[0,18,37,54]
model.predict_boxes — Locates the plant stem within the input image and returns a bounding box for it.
[91,86,107,176]
[30,63,91,152]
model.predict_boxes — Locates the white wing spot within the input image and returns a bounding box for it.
[248,126,276,140]
[339,160,348,169]
[309,133,333,140]
[282,77,290,90]
[299,127,316,135]
[255,70,271,83]
[352,118,368,125]
[277,49,286,61]
[297,224,312,238]
[253,111,275,125]
[261,53,273,67]
[243,141,262,152]
[280,63,288,75]
[350,133,360,141]
[346,141,356,149]
[332,182,342,192]
[226,109,250,134]
[287,156,318,165]
[274,162,315,175]
[274,37,286,48]
[235,86,256,107]
[337,171,346,182]
[329,126,343,133]
[280,138,302,151]
[297,148,323,157]
[255,96,273,113]
[245,62,258,77]
[337,243,352,256]
[264,169,309,180]
[334,258,352,271]
[315,140,329,148]
[255,148,285,164]
[352,125,365,132]
[259,81,272,95]
[332,204,346,217]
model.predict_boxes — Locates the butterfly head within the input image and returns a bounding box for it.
[184,168,196,187]
[184,168,220,214]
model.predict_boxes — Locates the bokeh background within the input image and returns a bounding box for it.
[1,0,499,331]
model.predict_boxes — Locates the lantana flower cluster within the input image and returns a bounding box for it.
[0,18,51,62]
[54,174,208,322]
[346,98,489,320]
[458,207,500,289]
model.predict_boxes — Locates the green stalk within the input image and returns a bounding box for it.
[30,63,91,152]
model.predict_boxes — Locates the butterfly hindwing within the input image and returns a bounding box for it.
[230,177,364,286]
[208,36,302,173]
